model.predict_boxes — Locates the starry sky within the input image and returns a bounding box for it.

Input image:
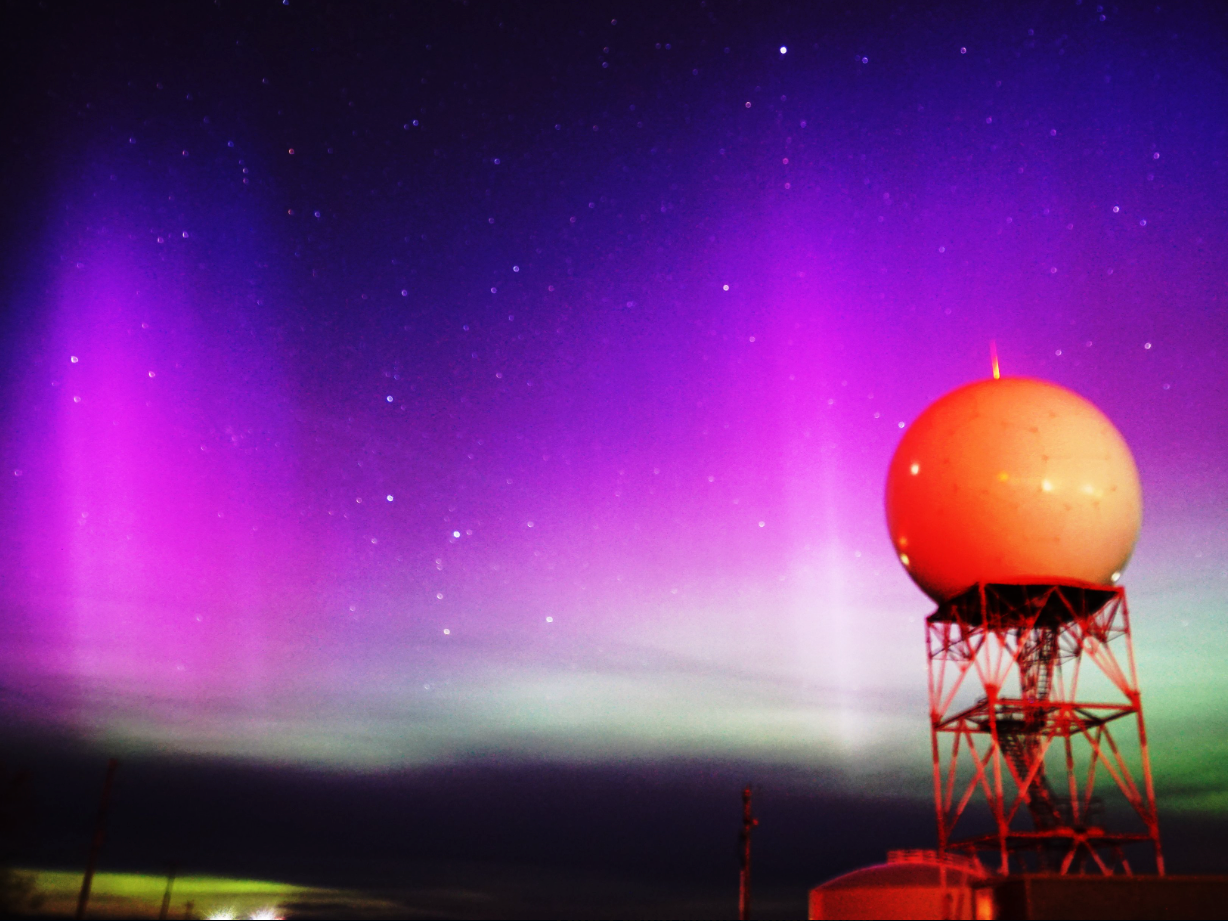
[2,0,1226,850]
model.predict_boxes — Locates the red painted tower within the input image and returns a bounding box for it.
[886,376,1162,876]
[926,581,1162,874]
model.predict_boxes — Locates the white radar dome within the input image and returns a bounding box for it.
[885,377,1142,603]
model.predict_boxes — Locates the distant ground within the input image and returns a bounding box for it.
[10,866,808,920]
[14,870,351,920]
[2,739,1226,919]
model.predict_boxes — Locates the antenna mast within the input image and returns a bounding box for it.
[738,785,758,920]
[76,758,119,920]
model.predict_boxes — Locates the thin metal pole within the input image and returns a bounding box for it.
[1120,591,1165,875]
[159,864,178,920]
[738,785,758,921]
[928,621,947,856]
[76,758,119,920]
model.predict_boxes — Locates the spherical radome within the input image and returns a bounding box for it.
[885,377,1142,603]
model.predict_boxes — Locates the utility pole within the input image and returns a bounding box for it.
[738,785,758,921]
[159,863,178,920]
[75,758,118,920]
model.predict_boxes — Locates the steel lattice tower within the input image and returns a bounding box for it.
[926,581,1163,875]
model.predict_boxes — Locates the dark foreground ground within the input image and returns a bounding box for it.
[3,736,1226,919]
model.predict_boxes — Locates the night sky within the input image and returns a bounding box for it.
[2,1,1226,917]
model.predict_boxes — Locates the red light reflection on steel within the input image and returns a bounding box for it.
[926,582,1163,875]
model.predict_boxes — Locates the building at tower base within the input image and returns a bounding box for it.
[808,852,1228,920]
